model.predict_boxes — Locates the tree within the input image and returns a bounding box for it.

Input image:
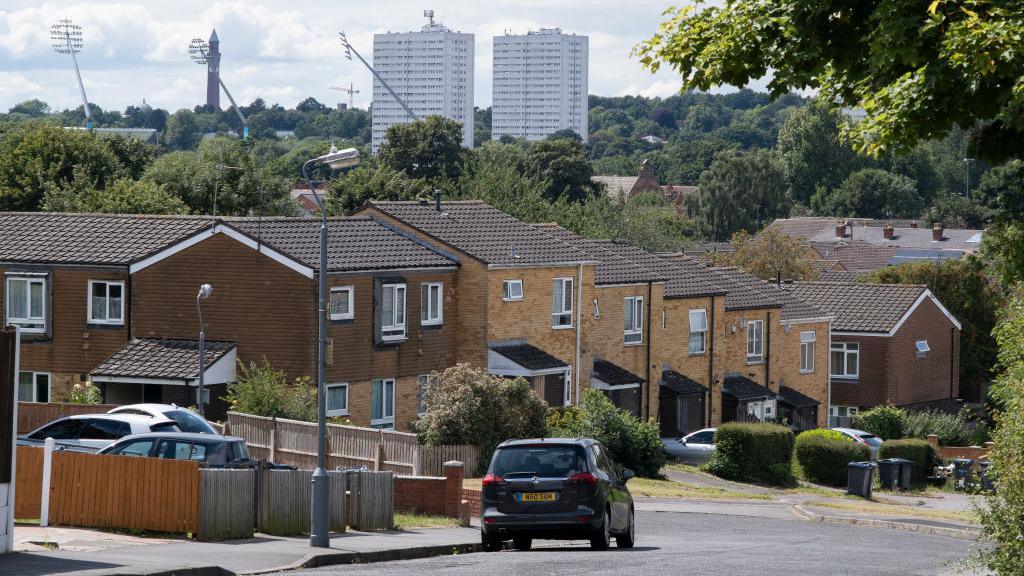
[811,168,923,219]
[9,99,50,117]
[325,165,431,215]
[162,109,201,151]
[978,160,1024,286]
[776,101,860,204]
[686,148,790,240]
[635,1,1024,162]
[473,106,491,145]
[42,177,189,215]
[526,137,596,202]
[708,228,813,281]
[377,116,468,184]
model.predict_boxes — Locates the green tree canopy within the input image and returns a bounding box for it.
[812,168,923,219]
[708,228,813,281]
[377,116,468,184]
[776,101,861,204]
[526,137,596,202]
[687,148,790,240]
[162,109,202,151]
[42,177,188,215]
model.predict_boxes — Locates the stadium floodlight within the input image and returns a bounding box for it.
[51,18,93,129]
[189,37,250,139]
[339,31,418,122]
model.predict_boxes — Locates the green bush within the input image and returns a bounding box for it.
[795,429,871,486]
[852,405,907,440]
[704,422,795,485]
[904,408,981,446]
[225,358,320,422]
[65,381,103,404]
[878,439,937,484]
[547,390,666,478]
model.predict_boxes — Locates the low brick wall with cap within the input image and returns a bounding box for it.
[926,434,994,461]
[392,460,465,518]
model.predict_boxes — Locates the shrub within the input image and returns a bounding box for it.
[225,358,319,422]
[704,422,795,485]
[795,429,871,486]
[65,381,102,404]
[547,390,666,478]
[878,439,937,484]
[904,408,979,446]
[852,405,907,440]
[418,364,548,475]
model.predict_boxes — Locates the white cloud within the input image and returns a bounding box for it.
[0,72,43,100]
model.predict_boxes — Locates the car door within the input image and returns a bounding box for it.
[78,418,133,450]
[104,439,158,458]
[593,444,628,532]
[681,430,715,465]
[24,418,86,448]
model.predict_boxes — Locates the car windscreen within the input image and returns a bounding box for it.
[859,434,883,448]
[490,445,588,479]
[162,410,217,434]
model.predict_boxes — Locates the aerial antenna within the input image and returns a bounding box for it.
[51,18,92,129]
[189,36,250,139]
[424,9,435,27]
[339,31,418,122]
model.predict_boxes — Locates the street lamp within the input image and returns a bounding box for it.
[50,18,93,129]
[304,145,361,548]
[196,284,213,416]
[189,37,250,139]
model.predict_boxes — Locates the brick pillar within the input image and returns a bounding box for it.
[443,461,464,518]
[926,434,939,448]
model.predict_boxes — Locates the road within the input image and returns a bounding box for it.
[279,510,977,576]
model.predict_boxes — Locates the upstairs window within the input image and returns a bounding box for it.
[800,331,816,373]
[502,279,523,301]
[746,320,764,363]
[381,283,407,341]
[552,277,573,328]
[831,342,860,378]
[88,280,124,325]
[916,340,930,358]
[421,282,443,326]
[6,275,45,333]
[688,309,708,354]
[329,286,354,321]
[624,296,643,344]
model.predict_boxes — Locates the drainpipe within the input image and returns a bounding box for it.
[645,281,653,420]
[765,310,771,390]
[575,263,583,405]
[827,323,833,427]
[950,327,955,400]
[707,296,715,428]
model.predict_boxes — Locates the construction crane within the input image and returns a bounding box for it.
[330,82,360,110]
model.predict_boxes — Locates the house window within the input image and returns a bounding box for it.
[800,331,816,373]
[381,284,407,341]
[829,405,859,427]
[624,296,643,344]
[18,371,50,403]
[6,275,46,333]
[329,286,354,321]
[551,277,573,328]
[417,374,437,416]
[916,340,930,358]
[502,279,523,301]
[746,320,764,363]
[688,309,707,354]
[421,282,443,326]
[325,382,349,417]
[831,342,860,379]
[371,378,395,428]
[88,280,124,325]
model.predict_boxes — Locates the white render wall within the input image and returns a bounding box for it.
[371,24,474,153]
[491,29,588,142]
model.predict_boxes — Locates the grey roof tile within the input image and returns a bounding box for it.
[722,374,774,401]
[91,338,235,381]
[783,282,927,333]
[778,385,820,408]
[659,369,708,396]
[532,225,666,285]
[490,343,569,371]
[592,359,645,386]
[596,246,725,298]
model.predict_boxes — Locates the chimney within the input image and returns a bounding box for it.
[434,189,442,212]
[910,220,918,229]
[932,222,944,242]
[883,223,895,240]
[835,220,847,239]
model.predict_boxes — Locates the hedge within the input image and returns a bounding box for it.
[795,429,871,486]
[704,422,795,485]
[878,438,937,484]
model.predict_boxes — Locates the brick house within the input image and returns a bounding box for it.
[783,282,962,427]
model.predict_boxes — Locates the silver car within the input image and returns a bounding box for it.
[831,427,883,459]
[107,403,219,434]
[662,428,716,465]
[18,413,181,452]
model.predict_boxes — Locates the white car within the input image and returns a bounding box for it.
[662,428,717,465]
[108,404,218,435]
[831,427,883,459]
[18,413,182,452]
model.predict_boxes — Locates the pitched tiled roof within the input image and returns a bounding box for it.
[722,374,774,401]
[819,270,862,283]
[778,385,820,408]
[810,242,897,273]
[660,369,708,396]
[364,201,588,266]
[533,225,666,285]
[0,213,211,266]
[809,259,843,276]
[783,282,927,333]
[596,246,725,298]
[593,175,639,200]
[490,343,569,371]
[91,338,235,381]
[592,359,645,386]
[770,217,984,252]
[227,217,455,273]
[704,266,784,312]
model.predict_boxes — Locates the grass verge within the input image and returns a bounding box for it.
[393,512,461,530]
[804,499,979,524]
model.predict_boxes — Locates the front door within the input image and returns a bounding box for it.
[544,373,566,407]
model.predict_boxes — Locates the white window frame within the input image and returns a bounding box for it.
[6,275,46,333]
[551,277,573,328]
[624,296,643,345]
[371,378,396,428]
[18,371,50,403]
[800,331,816,373]
[381,283,407,341]
[325,382,349,417]
[916,340,930,358]
[830,341,860,379]
[688,309,708,355]
[502,279,524,301]
[421,282,443,326]
[329,286,354,321]
[87,280,125,326]
[746,319,764,363]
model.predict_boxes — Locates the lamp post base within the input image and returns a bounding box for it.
[310,467,330,547]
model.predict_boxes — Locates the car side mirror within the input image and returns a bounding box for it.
[680,439,687,445]
[622,469,635,481]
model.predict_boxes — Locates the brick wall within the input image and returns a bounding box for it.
[772,320,830,428]
[927,435,992,461]
[830,335,888,408]
[887,297,960,406]
[392,461,465,519]
[462,487,481,516]
[587,283,658,417]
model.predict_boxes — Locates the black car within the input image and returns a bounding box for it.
[480,438,635,551]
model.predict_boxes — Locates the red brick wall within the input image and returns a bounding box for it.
[887,298,959,406]
[830,335,889,408]
[463,487,481,516]
[391,461,465,518]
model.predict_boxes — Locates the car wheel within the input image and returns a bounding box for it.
[590,508,611,550]
[512,536,532,551]
[481,531,503,552]
[616,508,635,548]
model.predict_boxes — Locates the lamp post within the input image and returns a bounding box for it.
[303,146,361,548]
[196,284,213,416]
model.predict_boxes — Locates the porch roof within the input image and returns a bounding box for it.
[722,374,774,402]
[592,359,644,390]
[91,338,237,386]
[778,385,820,409]
[488,342,569,377]
[659,369,708,396]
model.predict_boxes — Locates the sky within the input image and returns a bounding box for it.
[0,0,755,114]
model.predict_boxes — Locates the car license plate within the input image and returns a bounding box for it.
[517,492,556,502]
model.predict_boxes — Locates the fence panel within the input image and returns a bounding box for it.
[257,469,346,535]
[13,446,43,519]
[49,452,199,534]
[198,469,255,540]
[419,445,481,477]
[17,403,120,434]
[349,470,393,531]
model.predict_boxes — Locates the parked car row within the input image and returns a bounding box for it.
[660,427,885,464]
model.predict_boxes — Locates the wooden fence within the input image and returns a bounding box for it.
[14,447,42,519]
[225,412,480,477]
[17,402,120,434]
[257,469,347,536]
[198,470,254,541]
[348,470,393,531]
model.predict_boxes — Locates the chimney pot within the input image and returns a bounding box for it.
[932,222,944,241]
[434,190,442,212]
[910,220,918,229]
[835,221,847,239]
[883,223,895,240]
